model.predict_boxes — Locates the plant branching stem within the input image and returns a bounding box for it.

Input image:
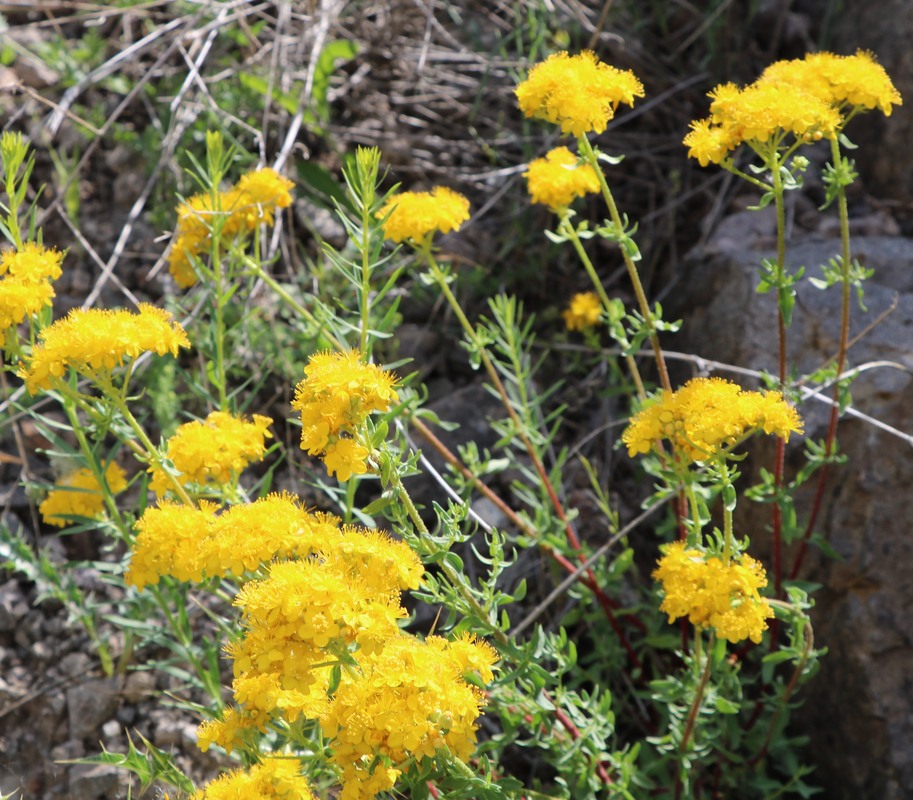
[675,636,715,800]
[421,251,643,665]
[579,136,671,392]
[790,136,853,580]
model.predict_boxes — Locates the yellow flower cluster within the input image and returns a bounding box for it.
[125,492,341,589]
[160,486,495,800]
[525,146,601,211]
[224,539,421,722]
[322,633,497,800]
[515,50,644,137]
[19,304,190,393]
[292,350,399,481]
[760,50,902,117]
[562,291,602,331]
[167,167,294,288]
[653,541,774,644]
[684,81,841,165]
[622,377,802,462]
[149,410,273,496]
[684,50,901,166]
[376,187,470,244]
[184,754,317,800]
[39,462,128,528]
[0,243,64,332]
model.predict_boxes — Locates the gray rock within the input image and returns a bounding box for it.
[122,670,156,703]
[66,677,122,741]
[0,580,28,632]
[66,763,120,800]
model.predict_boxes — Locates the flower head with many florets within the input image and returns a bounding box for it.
[525,146,601,211]
[0,243,65,333]
[39,462,128,528]
[653,541,774,644]
[167,167,294,288]
[149,410,273,496]
[377,187,470,244]
[516,50,644,137]
[562,291,602,332]
[292,350,399,481]
[19,304,190,393]
[622,377,802,463]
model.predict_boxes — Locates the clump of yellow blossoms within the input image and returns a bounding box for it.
[562,291,602,331]
[19,304,190,393]
[223,536,423,724]
[125,492,342,589]
[684,50,901,166]
[0,243,64,332]
[182,754,317,800]
[622,377,802,462]
[760,50,901,117]
[515,50,644,137]
[292,350,399,481]
[525,146,601,211]
[167,167,294,288]
[684,81,841,165]
[321,633,497,800]
[376,187,470,244]
[149,410,272,496]
[39,462,128,528]
[653,541,774,644]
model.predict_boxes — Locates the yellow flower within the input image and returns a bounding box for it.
[292,350,398,481]
[525,146,601,211]
[0,279,57,331]
[167,168,294,288]
[323,438,371,483]
[125,493,342,589]
[683,118,739,166]
[684,78,842,164]
[516,50,644,137]
[19,304,190,393]
[376,187,470,243]
[149,410,273,496]
[321,634,493,799]
[0,244,65,330]
[653,541,774,644]
[1,243,64,282]
[187,755,317,800]
[562,291,602,331]
[196,705,267,754]
[235,167,295,226]
[760,50,902,117]
[39,463,128,528]
[622,377,802,462]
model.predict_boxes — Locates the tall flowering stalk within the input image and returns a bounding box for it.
[685,49,902,594]
[516,51,671,393]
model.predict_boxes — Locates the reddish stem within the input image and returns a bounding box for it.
[410,416,645,668]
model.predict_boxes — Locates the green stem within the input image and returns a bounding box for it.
[242,255,346,351]
[212,237,228,409]
[677,635,715,782]
[789,136,853,580]
[358,186,374,355]
[94,374,197,507]
[579,136,670,391]
[559,214,648,400]
[718,460,734,565]
[389,469,508,647]
[58,391,130,536]
[770,151,787,597]
[685,480,703,548]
